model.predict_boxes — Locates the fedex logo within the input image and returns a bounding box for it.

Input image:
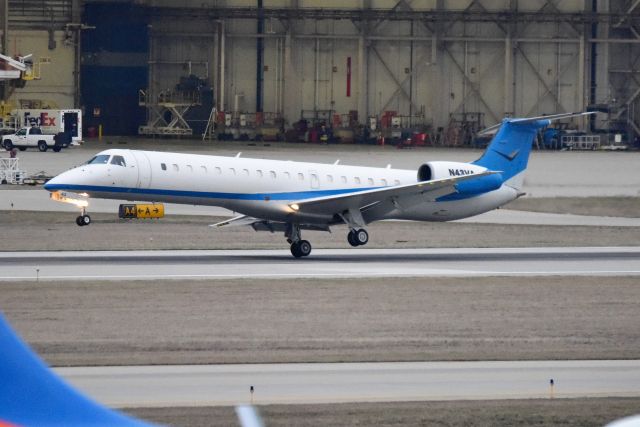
[22,112,56,127]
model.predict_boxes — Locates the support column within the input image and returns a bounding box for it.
[256,0,264,113]
[217,21,225,112]
[357,35,367,123]
[504,35,513,116]
[1,0,8,101]
[578,33,586,129]
[72,0,81,108]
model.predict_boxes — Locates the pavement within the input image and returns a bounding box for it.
[2,143,640,197]
[1,247,639,281]
[54,360,640,407]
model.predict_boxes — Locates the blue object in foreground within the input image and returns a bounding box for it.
[0,313,156,427]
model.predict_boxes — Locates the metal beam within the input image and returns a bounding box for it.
[516,46,566,115]
[144,7,636,24]
[0,0,7,101]
[443,46,500,122]
[370,45,421,114]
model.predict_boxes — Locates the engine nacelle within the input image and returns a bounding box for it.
[417,161,503,196]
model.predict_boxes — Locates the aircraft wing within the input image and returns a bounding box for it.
[290,171,497,216]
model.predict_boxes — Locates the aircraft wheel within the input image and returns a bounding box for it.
[354,229,369,246]
[298,240,312,257]
[82,215,91,226]
[347,230,359,247]
[76,216,85,226]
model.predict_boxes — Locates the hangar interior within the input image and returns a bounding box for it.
[1,0,639,145]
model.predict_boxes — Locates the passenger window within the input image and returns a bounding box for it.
[17,129,26,136]
[354,177,361,185]
[341,176,347,183]
[172,164,179,172]
[394,179,401,185]
[243,169,250,176]
[187,165,193,173]
[326,175,333,183]
[229,168,236,175]
[215,167,222,175]
[270,171,276,179]
[284,172,291,179]
[256,170,263,178]
[30,128,42,135]
[161,163,167,171]
[201,165,207,173]
[367,178,374,186]
[110,155,126,167]
[298,173,304,181]
[381,178,388,186]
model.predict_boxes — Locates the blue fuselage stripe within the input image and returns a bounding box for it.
[43,183,380,201]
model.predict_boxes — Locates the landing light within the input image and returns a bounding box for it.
[290,203,300,211]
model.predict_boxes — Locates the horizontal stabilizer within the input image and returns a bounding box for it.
[479,111,596,135]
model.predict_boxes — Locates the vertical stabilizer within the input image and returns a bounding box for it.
[474,112,594,191]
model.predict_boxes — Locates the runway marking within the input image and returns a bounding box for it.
[2,270,640,281]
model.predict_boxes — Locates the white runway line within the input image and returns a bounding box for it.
[1,247,639,281]
[54,360,640,407]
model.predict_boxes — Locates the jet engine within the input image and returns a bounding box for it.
[417,161,503,196]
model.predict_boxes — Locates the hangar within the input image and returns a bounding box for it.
[1,0,639,144]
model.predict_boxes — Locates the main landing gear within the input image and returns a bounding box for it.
[285,223,371,258]
[286,223,311,258]
[75,208,91,227]
[347,228,369,247]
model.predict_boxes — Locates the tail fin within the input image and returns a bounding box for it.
[474,111,595,190]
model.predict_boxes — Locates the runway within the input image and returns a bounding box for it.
[54,360,640,407]
[1,247,639,281]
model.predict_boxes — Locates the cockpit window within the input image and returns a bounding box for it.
[110,155,126,167]
[87,155,110,164]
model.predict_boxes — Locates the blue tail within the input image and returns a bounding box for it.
[473,119,550,188]
[474,112,595,190]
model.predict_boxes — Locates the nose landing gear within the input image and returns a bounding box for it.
[75,207,91,226]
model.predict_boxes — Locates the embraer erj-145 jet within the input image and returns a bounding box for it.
[44,112,593,258]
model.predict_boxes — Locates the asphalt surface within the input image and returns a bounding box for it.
[55,360,640,407]
[1,247,639,281]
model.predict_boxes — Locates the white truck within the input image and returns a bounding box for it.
[2,127,69,152]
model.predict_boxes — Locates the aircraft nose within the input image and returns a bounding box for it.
[44,169,77,192]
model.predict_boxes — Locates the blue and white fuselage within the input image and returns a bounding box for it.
[44,112,594,257]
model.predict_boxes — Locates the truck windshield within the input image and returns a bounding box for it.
[87,155,110,164]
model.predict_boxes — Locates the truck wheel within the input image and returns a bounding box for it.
[3,139,12,150]
[38,141,48,152]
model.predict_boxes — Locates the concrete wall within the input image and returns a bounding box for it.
[6,30,76,109]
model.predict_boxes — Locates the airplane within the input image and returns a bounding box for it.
[44,111,594,258]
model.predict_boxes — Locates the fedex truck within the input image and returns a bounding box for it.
[2,109,82,144]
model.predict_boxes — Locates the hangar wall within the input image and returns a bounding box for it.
[143,0,604,134]
[3,0,639,138]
